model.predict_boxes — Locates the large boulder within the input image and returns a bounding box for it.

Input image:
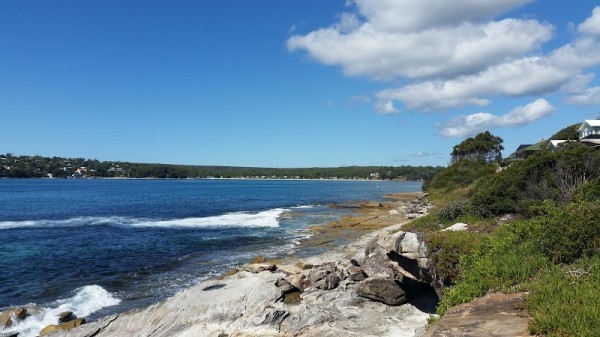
[0,307,27,328]
[356,278,407,306]
[362,246,395,279]
[377,231,431,283]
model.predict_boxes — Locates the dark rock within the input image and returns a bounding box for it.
[58,310,76,323]
[357,278,407,306]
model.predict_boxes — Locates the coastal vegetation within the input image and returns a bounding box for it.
[0,153,442,181]
[408,130,600,336]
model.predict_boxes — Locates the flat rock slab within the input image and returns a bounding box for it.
[423,292,530,337]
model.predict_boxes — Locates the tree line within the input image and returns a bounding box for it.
[0,153,443,181]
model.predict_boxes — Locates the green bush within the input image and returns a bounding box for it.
[426,231,484,287]
[424,159,495,194]
[575,177,600,202]
[533,201,600,264]
[437,199,470,221]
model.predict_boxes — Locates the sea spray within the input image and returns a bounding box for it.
[1,285,120,337]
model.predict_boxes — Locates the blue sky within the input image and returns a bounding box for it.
[2,1,600,167]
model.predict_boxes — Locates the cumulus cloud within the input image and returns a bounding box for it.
[349,0,535,31]
[288,18,552,81]
[288,2,600,114]
[441,99,555,137]
[579,7,600,35]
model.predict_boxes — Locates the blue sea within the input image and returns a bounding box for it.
[0,179,420,336]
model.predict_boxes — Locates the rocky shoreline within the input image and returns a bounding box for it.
[1,193,438,337]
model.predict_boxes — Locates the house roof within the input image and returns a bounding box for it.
[546,140,568,150]
[515,144,532,152]
[578,120,600,131]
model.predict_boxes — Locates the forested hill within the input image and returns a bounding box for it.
[0,153,442,181]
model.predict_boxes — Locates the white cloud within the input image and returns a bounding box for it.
[441,99,555,137]
[374,100,399,115]
[566,86,600,105]
[579,6,600,35]
[288,3,600,115]
[349,0,534,31]
[288,18,552,81]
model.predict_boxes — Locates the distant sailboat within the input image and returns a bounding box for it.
[376,183,380,189]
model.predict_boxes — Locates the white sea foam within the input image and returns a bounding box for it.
[130,208,288,228]
[292,205,314,209]
[1,285,120,337]
[0,216,133,230]
[0,208,289,230]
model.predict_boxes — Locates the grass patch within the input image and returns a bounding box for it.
[527,257,600,337]
[436,219,548,315]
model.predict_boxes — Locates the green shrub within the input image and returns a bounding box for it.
[425,159,496,195]
[426,231,484,287]
[437,199,470,221]
[527,257,600,337]
[575,177,600,202]
[533,201,600,264]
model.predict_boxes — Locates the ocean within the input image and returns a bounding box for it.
[0,179,421,336]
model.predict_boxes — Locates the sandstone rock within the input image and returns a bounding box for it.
[313,272,340,290]
[294,261,313,270]
[278,264,303,275]
[357,278,407,306]
[422,293,527,337]
[40,318,86,336]
[0,307,27,328]
[275,278,298,294]
[377,231,403,253]
[347,265,367,282]
[350,251,366,267]
[288,273,309,292]
[243,263,276,273]
[399,232,421,253]
[389,209,399,215]
[406,213,419,219]
[306,262,342,290]
[362,246,395,279]
[441,222,468,232]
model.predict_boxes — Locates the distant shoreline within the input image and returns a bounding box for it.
[1,176,421,182]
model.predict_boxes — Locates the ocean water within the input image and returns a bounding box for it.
[0,179,420,337]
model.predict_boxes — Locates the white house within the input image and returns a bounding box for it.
[546,140,569,151]
[578,120,600,139]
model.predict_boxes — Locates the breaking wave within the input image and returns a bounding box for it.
[0,208,291,230]
[1,285,120,337]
